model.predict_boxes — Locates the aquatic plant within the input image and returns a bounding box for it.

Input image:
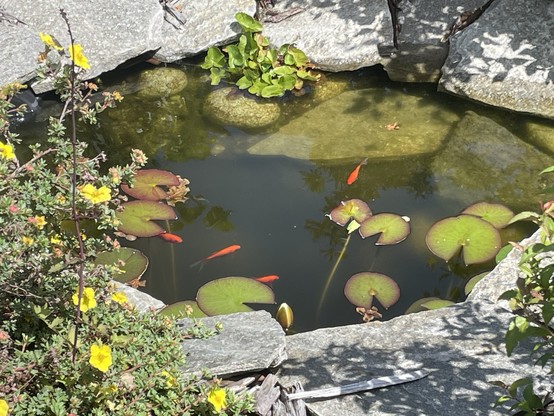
[201,12,320,98]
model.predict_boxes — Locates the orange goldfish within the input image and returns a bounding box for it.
[254,275,280,283]
[190,244,241,268]
[158,232,183,244]
[346,158,368,185]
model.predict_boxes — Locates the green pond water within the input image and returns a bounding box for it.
[17,62,554,332]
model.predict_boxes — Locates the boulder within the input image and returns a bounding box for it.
[439,0,554,120]
[431,111,554,210]
[0,0,164,93]
[153,0,256,62]
[262,0,392,72]
[248,87,459,160]
[203,87,281,130]
[136,66,188,98]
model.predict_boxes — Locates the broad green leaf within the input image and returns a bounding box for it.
[344,272,400,309]
[121,169,180,201]
[201,47,226,69]
[159,300,207,318]
[225,44,245,68]
[508,211,541,224]
[116,200,177,237]
[277,74,297,91]
[420,299,455,310]
[209,67,227,85]
[464,272,488,295]
[328,199,372,227]
[425,214,501,265]
[540,165,554,174]
[284,46,309,66]
[462,202,514,229]
[358,213,410,245]
[543,303,554,326]
[94,248,149,283]
[196,276,275,315]
[272,66,295,76]
[236,76,253,90]
[261,84,285,98]
[235,12,263,33]
[297,69,320,81]
[405,297,440,314]
[495,244,513,263]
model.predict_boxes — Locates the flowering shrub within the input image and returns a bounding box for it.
[0,14,253,416]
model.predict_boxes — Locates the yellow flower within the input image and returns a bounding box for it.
[69,43,90,70]
[0,399,8,416]
[0,142,15,160]
[80,184,111,204]
[72,287,97,312]
[112,91,123,102]
[89,344,112,373]
[161,370,177,388]
[22,236,34,246]
[207,388,227,412]
[34,215,47,230]
[39,32,63,51]
[111,292,128,305]
[50,234,62,245]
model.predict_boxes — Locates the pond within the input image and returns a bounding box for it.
[16,61,552,332]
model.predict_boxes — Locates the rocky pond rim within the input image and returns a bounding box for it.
[115,230,553,415]
[1,0,553,119]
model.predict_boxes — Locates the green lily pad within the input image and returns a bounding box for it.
[495,244,513,264]
[425,214,501,265]
[464,272,489,295]
[344,272,400,309]
[462,202,514,229]
[94,248,148,284]
[420,299,455,310]
[116,200,177,238]
[405,297,442,314]
[196,276,275,316]
[159,301,207,318]
[358,213,410,245]
[327,199,372,227]
[121,169,180,201]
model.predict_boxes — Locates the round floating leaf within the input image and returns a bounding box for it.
[94,248,148,283]
[328,199,372,227]
[344,272,400,309]
[464,272,489,296]
[425,214,501,265]
[495,244,513,264]
[159,300,207,319]
[462,202,514,229]
[196,276,275,316]
[420,299,455,310]
[405,297,441,314]
[116,200,177,238]
[359,213,411,245]
[121,169,180,201]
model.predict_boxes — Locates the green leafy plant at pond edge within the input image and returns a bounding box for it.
[201,12,320,98]
[0,12,253,415]
[492,184,554,415]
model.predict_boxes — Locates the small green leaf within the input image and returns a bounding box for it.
[261,84,285,98]
[235,12,263,33]
[358,213,410,245]
[344,272,400,309]
[225,44,246,68]
[201,47,226,69]
[495,244,512,263]
[196,277,275,315]
[508,211,541,225]
[159,301,207,318]
[420,299,455,310]
[236,76,253,90]
[209,67,227,85]
[543,303,554,326]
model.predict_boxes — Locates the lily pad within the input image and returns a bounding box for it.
[327,199,372,227]
[462,202,514,229]
[121,169,180,201]
[94,248,148,284]
[116,200,177,237]
[420,299,455,310]
[196,276,275,316]
[425,214,501,265]
[159,300,207,318]
[358,213,410,245]
[344,272,400,309]
[405,297,442,314]
[464,272,489,295]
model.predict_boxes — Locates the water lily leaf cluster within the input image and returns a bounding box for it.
[201,12,320,98]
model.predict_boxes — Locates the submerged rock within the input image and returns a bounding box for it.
[136,67,188,98]
[203,87,281,130]
[431,111,554,210]
[248,88,459,160]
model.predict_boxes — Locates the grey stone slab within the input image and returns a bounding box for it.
[439,0,554,120]
[154,0,256,62]
[112,281,165,313]
[262,0,392,72]
[179,311,287,377]
[278,301,553,416]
